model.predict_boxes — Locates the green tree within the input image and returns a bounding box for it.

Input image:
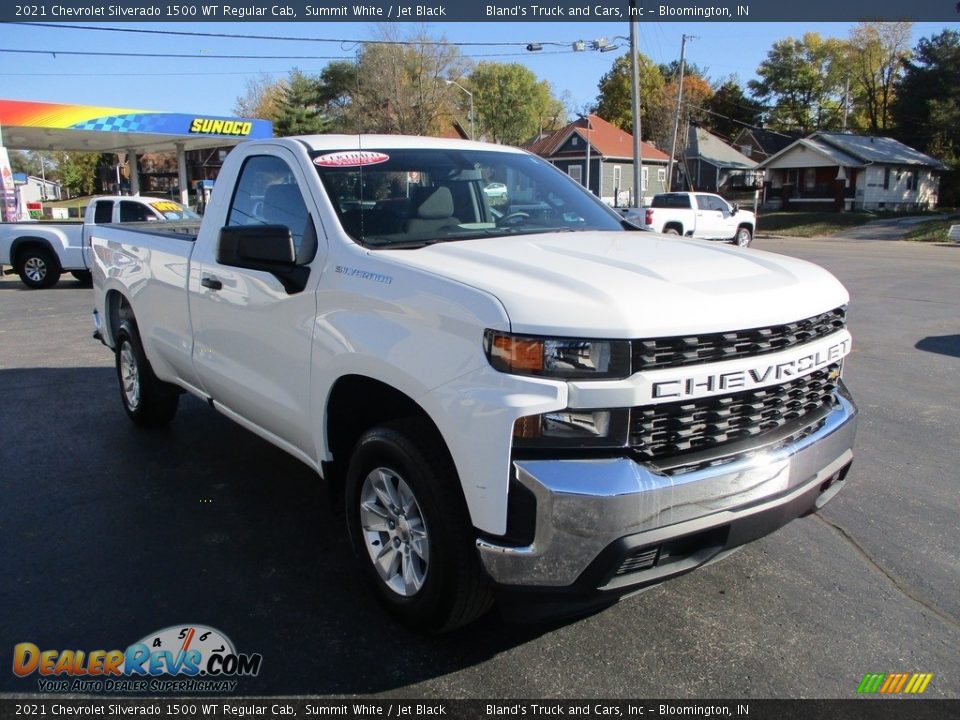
[469,63,562,145]
[892,30,960,164]
[49,152,107,196]
[846,22,913,133]
[8,150,40,176]
[316,60,359,133]
[595,52,665,141]
[703,78,764,140]
[749,33,847,133]
[274,69,330,136]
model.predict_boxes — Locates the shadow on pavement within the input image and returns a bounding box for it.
[915,335,960,360]
[0,367,559,696]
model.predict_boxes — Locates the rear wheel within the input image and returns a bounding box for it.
[16,246,60,289]
[115,320,180,427]
[345,420,492,632]
[733,226,753,247]
[663,226,681,236]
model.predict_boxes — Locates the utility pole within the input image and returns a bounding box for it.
[628,1,643,207]
[667,34,695,191]
[841,77,850,132]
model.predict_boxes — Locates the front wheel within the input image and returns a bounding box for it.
[733,226,753,247]
[345,420,492,632]
[16,247,60,289]
[115,321,180,428]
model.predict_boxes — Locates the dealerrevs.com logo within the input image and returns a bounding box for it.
[12,625,262,693]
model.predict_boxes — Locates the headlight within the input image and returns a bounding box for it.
[484,330,631,379]
[513,409,630,449]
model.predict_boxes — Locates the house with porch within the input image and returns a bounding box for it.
[525,114,670,206]
[758,131,948,211]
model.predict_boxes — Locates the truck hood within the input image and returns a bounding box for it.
[382,231,849,337]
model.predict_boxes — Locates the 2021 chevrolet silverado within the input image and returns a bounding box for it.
[92,136,857,631]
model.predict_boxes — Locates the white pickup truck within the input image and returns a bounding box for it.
[1,195,198,288]
[92,136,857,631]
[627,191,756,247]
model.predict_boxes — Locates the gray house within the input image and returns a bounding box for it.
[680,125,758,193]
[758,132,948,211]
[526,114,670,206]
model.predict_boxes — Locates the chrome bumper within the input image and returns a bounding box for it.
[478,391,858,589]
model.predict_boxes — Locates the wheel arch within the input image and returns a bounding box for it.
[663,221,684,235]
[104,289,136,349]
[323,374,454,502]
[10,237,62,273]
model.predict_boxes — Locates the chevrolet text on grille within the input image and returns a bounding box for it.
[652,338,851,400]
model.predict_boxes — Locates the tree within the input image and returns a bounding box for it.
[703,78,764,140]
[233,73,285,121]
[316,60,359,133]
[749,33,847,133]
[595,52,665,141]
[353,29,469,136]
[468,63,563,145]
[49,152,108,197]
[656,75,714,151]
[274,69,331,136]
[846,22,913,133]
[892,30,960,164]
[8,150,41,177]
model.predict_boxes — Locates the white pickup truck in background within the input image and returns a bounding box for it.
[624,191,756,247]
[92,136,857,631]
[0,195,198,288]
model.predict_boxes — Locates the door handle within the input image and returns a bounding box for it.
[201,276,223,291]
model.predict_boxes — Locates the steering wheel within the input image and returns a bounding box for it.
[496,211,530,227]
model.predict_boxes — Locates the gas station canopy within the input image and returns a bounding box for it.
[0,98,273,205]
[0,98,272,154]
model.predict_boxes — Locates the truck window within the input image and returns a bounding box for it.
[699,195,730,213]
[312,147,624,247]
[93,201,113,224]
[120,201,154,223]
[227,155,312,258]
[650,194,691,209]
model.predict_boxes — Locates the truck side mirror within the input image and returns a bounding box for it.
[731,203,739,215]
[217,225,296,272]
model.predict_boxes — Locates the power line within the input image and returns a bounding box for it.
[0,47,579,61]
[7,21,574,48]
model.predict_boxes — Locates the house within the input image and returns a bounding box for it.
[525,114,670,206]
[11,172,61,203]
[681,125,757,193]
[731,127,800,163]
[758,132,948,211]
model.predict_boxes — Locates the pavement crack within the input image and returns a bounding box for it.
[813,513,960,632]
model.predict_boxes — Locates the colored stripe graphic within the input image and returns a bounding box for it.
[858,673,933,694]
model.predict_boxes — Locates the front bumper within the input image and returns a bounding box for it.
[478,386,857,592]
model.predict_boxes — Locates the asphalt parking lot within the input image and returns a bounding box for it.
[1,235,958,699]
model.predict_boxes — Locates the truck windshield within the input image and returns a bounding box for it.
[311,148,625,248]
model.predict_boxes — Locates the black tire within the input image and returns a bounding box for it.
[663,226,681,236]
[115,320,180,428]
[733,225,753,248]
[16,246,60,289]
[345,419,493,632]
[70,270,93,286]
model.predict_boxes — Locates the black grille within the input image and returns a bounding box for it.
[632,307,846,372]
[630,365,841,461]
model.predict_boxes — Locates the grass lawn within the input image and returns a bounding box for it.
[904,215,960,242]
[756,212,877,237]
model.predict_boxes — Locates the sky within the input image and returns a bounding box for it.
[1,20,957,120]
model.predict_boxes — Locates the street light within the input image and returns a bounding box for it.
[445,79,474,141]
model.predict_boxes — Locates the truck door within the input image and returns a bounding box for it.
[693,194,728,239]
[188,149,324,459]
